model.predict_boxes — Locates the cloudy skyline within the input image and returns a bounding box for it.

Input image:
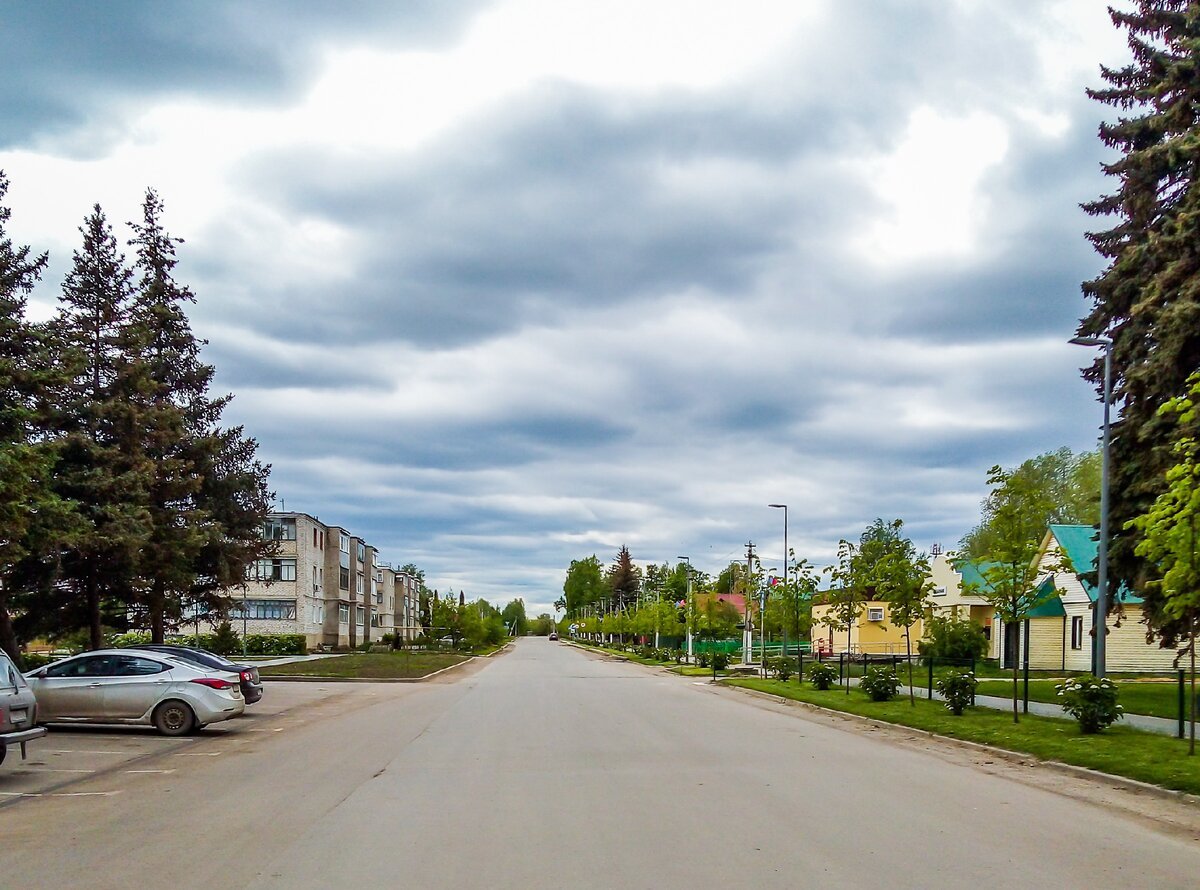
[1,1,1131,616]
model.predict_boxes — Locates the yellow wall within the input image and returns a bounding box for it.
[810,601,923,655]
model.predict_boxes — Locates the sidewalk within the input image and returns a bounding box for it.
[244,653,349,667]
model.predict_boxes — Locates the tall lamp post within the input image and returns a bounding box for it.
[678,556,693,663]
[769,504,788,666]
[1070,334,1113,678]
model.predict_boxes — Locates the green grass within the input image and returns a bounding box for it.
[258,652,468,679]
[726,677,1200,795]
[973,677,1193,721]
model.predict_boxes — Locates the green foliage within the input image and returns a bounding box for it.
[209,621,241,657]
[1056,676,1123,734]
[606,545,641,612]
[918,615,989,662]
[808,661,838,690]
[960,448,1100,561]
[711,650,730,678]
[18,652,52,670]
[1080,4,1200,652]
[108,631,152,649]
[501,598,528,636]
[935,670,978,716]
[562,555,607,616]
[860,666,902,702]
[769,656,794,681]
[696,651,710,668]
[530,614,555,636]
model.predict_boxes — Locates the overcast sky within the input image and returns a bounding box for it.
[1,1,1131,617]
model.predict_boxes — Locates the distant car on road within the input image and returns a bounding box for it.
[132,644,264,704]
[0,650,45,766]
[25,649,244,736]
[548,632,558,641]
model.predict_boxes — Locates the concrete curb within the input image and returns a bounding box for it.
[722,681,1200,808]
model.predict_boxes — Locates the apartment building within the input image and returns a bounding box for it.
[234,511,422,650]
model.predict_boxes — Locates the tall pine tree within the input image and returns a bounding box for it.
[1081,2,1200,648]
[48,204,150,649]
[0,171,60,661]
[125,189,272,642]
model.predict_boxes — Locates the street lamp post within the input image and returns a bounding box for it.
[770,504,788,670]
[1070,334,1113,679]
[678,556,693,663]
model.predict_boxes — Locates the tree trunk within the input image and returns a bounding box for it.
[1012,619,1019,724]
[906,625,915,706]
[151,579,166,644]
[1191,634,1196,757]
[87,572,103,651]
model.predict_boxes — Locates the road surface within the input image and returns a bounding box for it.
[2,638,1199,888]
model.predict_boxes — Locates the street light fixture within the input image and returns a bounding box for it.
[678,556,693,662]
[1070,334,1113,679]
[769,504,788,674]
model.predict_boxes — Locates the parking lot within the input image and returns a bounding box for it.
[0,681,348,806]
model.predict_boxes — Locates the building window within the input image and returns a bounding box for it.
[310,602,324,625]
[263,518,296,541]
[231,599,297,620]
[1071,615,1084,650]
[867,607,884,622]
[338,604,350,624]
[249,559,297,582]
[370,614,380,627]
[340,567,350,590]
[357,542,366,563]
[313,528,318,547]
[339,533,350,553]
[356,606,366,627]
[356,573,364,595]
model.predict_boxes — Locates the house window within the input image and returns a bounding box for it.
[356,606,366,626]
[249,559,296,582]
[263,518,296,541]
[1071,615,1084,650]
[867,607,884,622]
[932,586,947,597]
[338,604,350,624]
[231,599,297,620]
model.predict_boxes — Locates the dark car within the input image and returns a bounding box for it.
[133,645,264,705]
[0,650,46,765]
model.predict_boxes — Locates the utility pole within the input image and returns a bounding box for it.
[743,541,756,666]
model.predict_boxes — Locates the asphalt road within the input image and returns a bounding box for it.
[2,639,1200,889]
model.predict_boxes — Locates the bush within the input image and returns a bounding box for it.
[696,651,711,668]
[918,615,988,663]
[108,631,152,649]
[673,648,687,664]
[18,652,53,671]
[860,666,901,702]
[209,622,242,657]
[769,656,794,681]
[711,651,730,671]
[1056,675,1123,734]
[935,670,977,716]
[809,661,838,690]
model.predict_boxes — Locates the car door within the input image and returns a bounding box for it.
[101,655,172,719]
[35,655,118,719]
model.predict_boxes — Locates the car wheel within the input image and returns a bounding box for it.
[152,700,196,736]
[0,744,6,767]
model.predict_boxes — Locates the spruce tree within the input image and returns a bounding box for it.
[125,189,272,641]
[1081,2,1200,647]
[49,204,149,649]
[607,545,641,612]
[0,171,57,661]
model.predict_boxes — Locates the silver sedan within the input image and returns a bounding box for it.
[25,649,245,736]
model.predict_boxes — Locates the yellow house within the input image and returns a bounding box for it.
[810,596,924,656]
[926,552,1002,661]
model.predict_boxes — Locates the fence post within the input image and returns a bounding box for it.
[1023,660,1030,714]
[798,652,804,683]
[928,657,934,700]
[839,652,845,687]
[970,655,976,705]
[1180,670,1187,740]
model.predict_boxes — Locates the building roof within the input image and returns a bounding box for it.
[954,559,1000,594]
[1048,524,1140,605]
[1027,575,1067,617]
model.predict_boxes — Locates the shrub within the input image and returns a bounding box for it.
[769,656,794,681]
[697,651,711,668]
[809,661,838,690]
[1056,675,1123,734]
[918,615,988,663]
[674,648,687,664]
[860,666,901,702]
[108,631,152,649]
[209,622,242,657]
[935,670,977,716]
[19,652,52,670]
[711,651,730,671]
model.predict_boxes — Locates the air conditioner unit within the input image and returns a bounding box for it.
[932,586,947,597]
[867,607,884,622]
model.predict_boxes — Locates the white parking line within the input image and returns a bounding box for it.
[18,768,96,773]
[52,791,122,797]
[173,752,221,757]
[45,750,127,756]
[124,769,176,775]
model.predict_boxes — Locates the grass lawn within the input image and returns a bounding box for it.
[726,677,1200,795]
[259,652,468,679]
[973,677,1194,721]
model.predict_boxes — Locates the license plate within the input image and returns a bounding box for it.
[10,708,27,724]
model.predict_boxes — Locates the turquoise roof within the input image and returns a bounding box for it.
[1048,524,1140,605]
[953,559,1000,594]
[1027,575,1067,617]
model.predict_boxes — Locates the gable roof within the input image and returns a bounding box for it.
[1048,524,1140,605]
[954,559,1000,594]
[1027,574,1067,617]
